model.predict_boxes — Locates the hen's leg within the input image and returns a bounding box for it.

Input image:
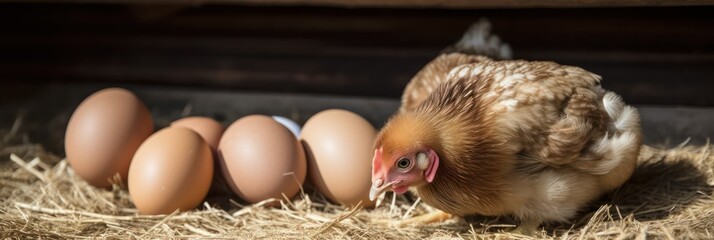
[373,210,453,226]
[510,219,540,236]
[398,210,453,226]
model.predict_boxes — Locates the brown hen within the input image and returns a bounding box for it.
[369,20,642,234]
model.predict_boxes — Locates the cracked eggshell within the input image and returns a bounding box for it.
[272,115,301,137]
[64,88,153,188]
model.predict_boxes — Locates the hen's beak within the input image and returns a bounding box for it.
[368,178,400,201]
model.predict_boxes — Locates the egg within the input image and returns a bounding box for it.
[300,109,376,207]
[128,127,213,215]
[170,116,224,151]
[272,115,301,137]
[170,116,230,195]
[64,88,153,188]
[218,115,306,204]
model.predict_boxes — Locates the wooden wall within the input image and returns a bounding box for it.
[1,4,713,106]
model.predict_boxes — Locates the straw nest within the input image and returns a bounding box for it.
[1,131,713,239]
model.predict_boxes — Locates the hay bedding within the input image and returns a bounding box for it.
[1,127,714,239]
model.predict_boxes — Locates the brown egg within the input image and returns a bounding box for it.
[65,88,153,188]
[218,115,306,204]
[170,117,230,195]
[300,109,376,207]
[170,116,224,151]
[128,127,213,215]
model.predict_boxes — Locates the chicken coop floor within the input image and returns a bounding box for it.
[1,83,713,239]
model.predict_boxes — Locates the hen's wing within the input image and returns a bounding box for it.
[448,59,641,176]
[400,19,511,113]
[400,54,488,112]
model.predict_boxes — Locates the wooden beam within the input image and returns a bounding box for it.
[1,4,712,106]
[8,0,714,8]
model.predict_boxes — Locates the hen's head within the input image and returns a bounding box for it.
[369,113,441,201]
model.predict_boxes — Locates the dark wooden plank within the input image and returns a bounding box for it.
[0,4,713,106]
[9,0,714,8]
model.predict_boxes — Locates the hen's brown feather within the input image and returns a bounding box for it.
[400,54,490,113]
[376,52,642,226]
[401,19,512,113]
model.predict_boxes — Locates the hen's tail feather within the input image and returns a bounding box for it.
[601,92,641,134]
[571,91,641,175]
[443,18,512,60]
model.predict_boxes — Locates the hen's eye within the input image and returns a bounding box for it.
[397,158,411,169]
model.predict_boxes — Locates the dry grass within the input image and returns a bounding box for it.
[1,134,713,239]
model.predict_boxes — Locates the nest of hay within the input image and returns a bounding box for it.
[1,129,713,239]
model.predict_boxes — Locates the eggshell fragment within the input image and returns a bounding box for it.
[218,115,306,204]
[128,128,213,215]
[300,109,376,207]
[64,88,153,188]
[272,115,301,137]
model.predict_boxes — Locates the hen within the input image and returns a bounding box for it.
[369,20,642,234]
